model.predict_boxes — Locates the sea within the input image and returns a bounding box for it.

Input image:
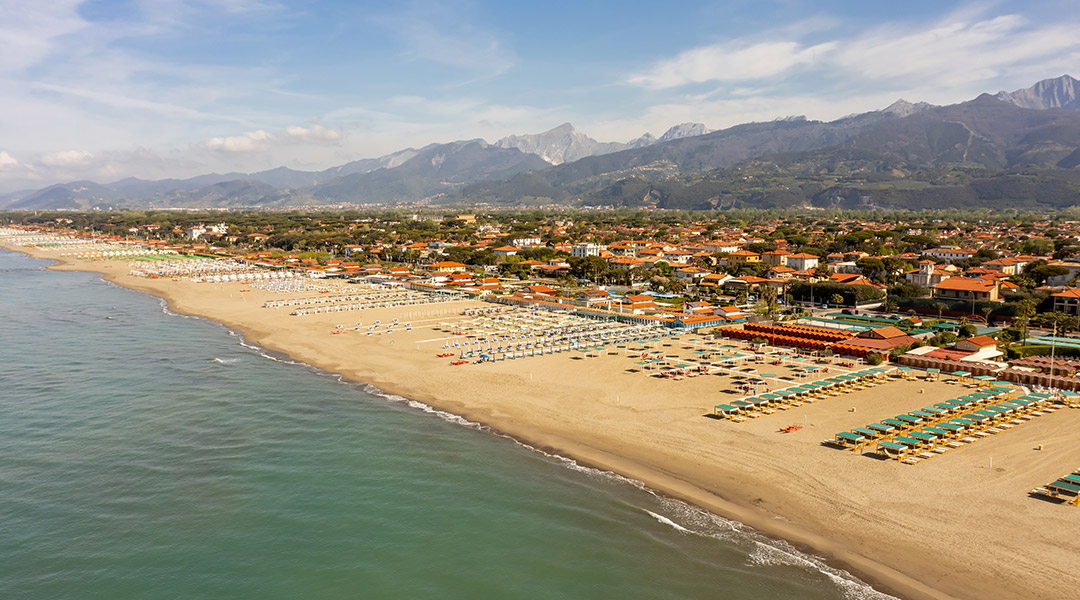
[0,247,895,600]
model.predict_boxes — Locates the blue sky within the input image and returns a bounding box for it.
[1,0,1078,191]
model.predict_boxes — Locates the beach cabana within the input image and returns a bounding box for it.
[867,422,896,436]
[893,435,923,450]
[948,417,978,429]
[773,389,797,406]
[895,414,922,426]
[923,426,952,439]
[851,426,880,440]
[714,404,743,420]
[832,431,866,449]
[1046,479,1080,498]
[1061,473,1080,486]
[935,422,965,437]
[951,370,973,385]
[959,412,991,425]
[881,418,907,430]
[877,440,908,459]
[908,431,938,447]
[731,400,757,417]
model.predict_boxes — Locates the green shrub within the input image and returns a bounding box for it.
[1006,345,1080,359]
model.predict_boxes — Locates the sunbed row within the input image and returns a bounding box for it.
[714,367,897,422]
[828,390,1055,464]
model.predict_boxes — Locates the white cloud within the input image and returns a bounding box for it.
[96,164,122,179]
[628,41,836,89]
[373,2,515,78]
[627,10,1080,97]
[472,104,552,129]
[206,130,275,153]
[607,8,1080,144]
[200,0,283,14]
[0,2,88,74]
[833,14,1080,85]
[204,123,344,156]
[0,150,39,182]
[0,151,21,170]
[30,81,238,122]
[40,149,94,167]
[283,124,343,143]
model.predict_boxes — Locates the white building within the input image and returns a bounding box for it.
[1045,261,1080,287]
[512,237,543,248]
[908,260,954,287]
[571,243,604,258]
[786,252,820,271]
[922,247,975,263]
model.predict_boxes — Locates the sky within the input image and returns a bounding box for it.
[1,0,1078,192]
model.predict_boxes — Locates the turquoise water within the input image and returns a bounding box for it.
[0,248,892,600]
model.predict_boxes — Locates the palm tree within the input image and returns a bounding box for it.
[760,284,779,322]
[981,306,993,325]
[934,301,947,320]
[1015,298,1037,343]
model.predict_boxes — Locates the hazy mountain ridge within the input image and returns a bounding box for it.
[577,96,1080,211]
[994,75,1080,110]
[457,111,900,204]
[307,140,551,205]
[657,123,711,142]
[5,75,1079,210]
[495,123,628,165]
[492,121,712,165]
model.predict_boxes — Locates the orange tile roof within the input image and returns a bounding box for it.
[934,277,995,292]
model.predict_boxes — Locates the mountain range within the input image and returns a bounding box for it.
[5,75,1080,211]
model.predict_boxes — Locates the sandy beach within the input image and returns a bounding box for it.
[9,243,1079,600]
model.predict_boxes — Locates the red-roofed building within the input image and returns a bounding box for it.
[955,335,999,352]
[761,249,791,266]
[840,326,920,352]
[426,261,468,272]
[786,252,819,271]
[728,249,761,264]
[523,284,556,296]
[924,348,976,361]
[621,294,656,309]
[981,257,1027,275]
[608,257,646,269]
[1052,288,1080,315]
[932,277,1002,302]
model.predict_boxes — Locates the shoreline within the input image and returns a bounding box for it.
[8,242,1079,600]
[132,276,921,599]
